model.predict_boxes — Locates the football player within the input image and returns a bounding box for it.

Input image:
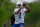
[11,1,30,27]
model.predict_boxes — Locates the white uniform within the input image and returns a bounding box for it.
[14,8,27,24]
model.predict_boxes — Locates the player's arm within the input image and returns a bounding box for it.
[13,7,22,14]
[25,4,30,13]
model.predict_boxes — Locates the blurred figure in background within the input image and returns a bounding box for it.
[2,20,7,27]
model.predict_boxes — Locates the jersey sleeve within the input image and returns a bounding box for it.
[14,9,18,13]
[23,8,27,12]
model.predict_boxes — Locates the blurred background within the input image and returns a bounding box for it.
[0,0,40,27]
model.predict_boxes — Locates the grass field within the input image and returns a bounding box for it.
[0,3,40,27]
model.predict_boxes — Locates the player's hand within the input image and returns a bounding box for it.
[26,4,28,7]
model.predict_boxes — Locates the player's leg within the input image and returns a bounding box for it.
[20,26,23,27]
[11,24,17,27]
[11,24,19,27]
[19,23,24,27]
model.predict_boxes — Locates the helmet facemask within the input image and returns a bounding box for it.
[17,4,21,8]
[16,2,23,9]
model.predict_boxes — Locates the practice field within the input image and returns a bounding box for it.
[0,3,40,27]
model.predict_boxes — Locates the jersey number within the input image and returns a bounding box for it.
[19,12,21,18]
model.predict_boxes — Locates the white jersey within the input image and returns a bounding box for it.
[14,8,27,24]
